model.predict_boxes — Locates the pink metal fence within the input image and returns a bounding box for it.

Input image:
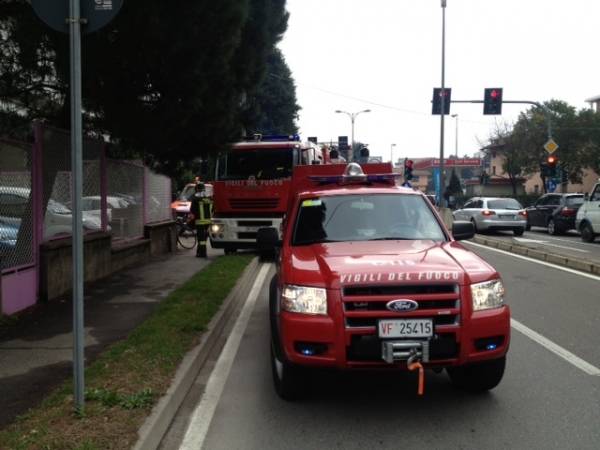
[0,122,173,315]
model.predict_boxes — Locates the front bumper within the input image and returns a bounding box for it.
[477,218,527,231]
[209,216,282,248]
[278,289,510,369]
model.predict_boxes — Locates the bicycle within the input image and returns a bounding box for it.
[175,215,197,249]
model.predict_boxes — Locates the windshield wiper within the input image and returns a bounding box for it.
[368,237,411,241]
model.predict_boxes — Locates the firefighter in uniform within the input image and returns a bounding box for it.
[190,182,213,257]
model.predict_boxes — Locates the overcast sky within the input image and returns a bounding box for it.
[279,0,600,162]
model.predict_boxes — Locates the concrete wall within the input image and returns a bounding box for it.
[144,220,176,255]
[38,221,176,302]
[39,232,112,302]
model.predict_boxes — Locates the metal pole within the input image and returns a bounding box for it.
[69,0,85,413]
[439,0,447,207]
[350,115,355,162]
[453,114,458,157]
[390,143,396,164]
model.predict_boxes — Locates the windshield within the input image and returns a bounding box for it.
[217,148,294,180]
[292,194,446,245]
[487,199,522,210]
[178,185,196,201]
[566,196,584,206]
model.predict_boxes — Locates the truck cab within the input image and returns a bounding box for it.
[576,180,600,242]
[210,135,327,254]
[263,162,510,400]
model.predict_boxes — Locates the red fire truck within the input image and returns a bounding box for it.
[258,162,510,400]
[209,135,328,254]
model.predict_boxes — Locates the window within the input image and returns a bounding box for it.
[565,196,584,206]
[293,194,446,245]
[591,187,600,202]
[217,148,295,180]
[487,199,522,210]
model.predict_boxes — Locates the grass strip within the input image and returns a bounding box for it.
[0,254,253,450]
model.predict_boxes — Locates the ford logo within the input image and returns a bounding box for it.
[386,299,419,312]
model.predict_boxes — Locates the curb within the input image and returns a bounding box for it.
[471,235,600,276]
[133,257,261,450]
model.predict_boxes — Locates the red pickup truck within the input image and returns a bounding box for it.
[258,162,510,400]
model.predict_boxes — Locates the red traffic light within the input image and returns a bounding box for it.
[490,90,499,98]
[547,155,558,167]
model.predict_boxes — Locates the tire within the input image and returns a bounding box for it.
[547,218,560,235]
[581,222,596,243]
[176,224,197,249]
[470,218,479,234]
[270,342,304,401]
[525,220,531,231]
[224,247,237,255]
[513,228,524,236]
[447,356,506,393]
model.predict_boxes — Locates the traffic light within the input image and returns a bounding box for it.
[483,88,503,115]
[546,155,558,177]
[404,159,414,180]
[432,88,451,115]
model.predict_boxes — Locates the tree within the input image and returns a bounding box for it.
[0,0,296,177]
[485,121,530,197]
[241,48,300,135]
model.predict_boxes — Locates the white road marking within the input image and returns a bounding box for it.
[465,241,600,282]
[526,232,600,248]
[179,263,271,450]
[513,237,589,253]
[511,319,600,376]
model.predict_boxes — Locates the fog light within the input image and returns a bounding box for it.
[294,342,327,356]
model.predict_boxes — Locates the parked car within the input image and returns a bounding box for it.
[525,193,584,235]
[453,197,527,235]
[575,181,600,242]
[0,186,102,240]
[0,219,18,251]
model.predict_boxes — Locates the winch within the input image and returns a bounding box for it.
[381,340,430,364]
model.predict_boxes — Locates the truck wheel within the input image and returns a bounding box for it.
[581,223,596,243]
[447,356,506,393]
[270,343,303,401]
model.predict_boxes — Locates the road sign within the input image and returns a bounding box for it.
[31,0,124,34]
[544,139,559,154]
[547,179,557,192]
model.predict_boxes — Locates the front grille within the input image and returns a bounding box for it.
[237,232,257,240]
[342,283,461,363]
[344,284,457,296]
[237,220,273,227]
[229,198,279,209]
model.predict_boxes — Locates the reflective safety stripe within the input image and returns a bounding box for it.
[195,220,211,225]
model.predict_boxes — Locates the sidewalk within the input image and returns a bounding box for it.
[0,245,218,428]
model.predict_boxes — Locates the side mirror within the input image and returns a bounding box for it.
[452,220,475,241]
[257,227,281,251]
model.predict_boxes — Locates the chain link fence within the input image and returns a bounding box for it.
[0,138,33,271]
[146,169,172,224]
[107,160,145,239]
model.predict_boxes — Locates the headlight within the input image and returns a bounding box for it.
[471,279,505,311]
[210,223,224,234]
[281,285,327,315]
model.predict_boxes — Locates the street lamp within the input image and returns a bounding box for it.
[438,0,447,207]
[390,143,396,165]
[335,109,371,161]
[451,114,458,158]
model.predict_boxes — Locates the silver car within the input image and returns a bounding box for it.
[453,197,527,235]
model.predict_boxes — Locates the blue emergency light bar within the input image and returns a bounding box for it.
[308,173,401,185]
[247,134,301,142]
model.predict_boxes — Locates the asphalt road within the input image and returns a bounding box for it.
[479,228,600,264]
[164,249,600,450]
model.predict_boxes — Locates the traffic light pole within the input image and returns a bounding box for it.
[438,0,447,208]
[449,99,553,140]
